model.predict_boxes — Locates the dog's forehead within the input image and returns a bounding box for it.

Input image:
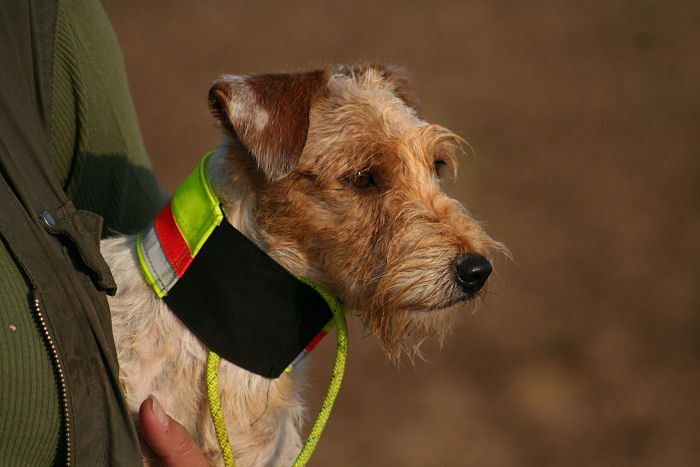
[302,70,457,174]
[308,70,422,141]
[325,69,422,128]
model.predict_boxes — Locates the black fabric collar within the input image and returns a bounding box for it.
[164,218,333,378]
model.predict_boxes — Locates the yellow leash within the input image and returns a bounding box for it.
[206,281,348,467]
[206,351,236,465]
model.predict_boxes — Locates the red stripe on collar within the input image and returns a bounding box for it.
[155,200,193,277]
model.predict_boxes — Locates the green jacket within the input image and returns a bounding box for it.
[0,1,168,464]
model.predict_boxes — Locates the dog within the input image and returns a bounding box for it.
[102,63,501,466]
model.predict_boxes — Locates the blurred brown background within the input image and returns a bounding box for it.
[103,1,699,465]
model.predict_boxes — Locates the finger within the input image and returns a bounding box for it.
[139,396,209,467]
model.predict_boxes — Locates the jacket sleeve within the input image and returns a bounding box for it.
[52,0,169,236]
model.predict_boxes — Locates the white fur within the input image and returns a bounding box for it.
[223,75,271,133]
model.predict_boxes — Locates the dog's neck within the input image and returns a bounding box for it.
[206,144,261,243]
[137,151,335,378]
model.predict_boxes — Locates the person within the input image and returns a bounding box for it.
[0,1,206,465]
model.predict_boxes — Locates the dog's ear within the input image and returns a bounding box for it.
[373,64,421,114]
[209,71,328,181]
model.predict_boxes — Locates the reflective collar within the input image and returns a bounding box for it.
[137,153,335,378]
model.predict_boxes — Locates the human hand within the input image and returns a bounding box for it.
[139,396,209,467]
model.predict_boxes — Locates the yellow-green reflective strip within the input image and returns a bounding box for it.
[171,151,224,257]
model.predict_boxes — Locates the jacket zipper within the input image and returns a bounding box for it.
[33,294,72,466]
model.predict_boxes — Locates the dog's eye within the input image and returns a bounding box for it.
[434,160,448,179]
[348,170,376,189]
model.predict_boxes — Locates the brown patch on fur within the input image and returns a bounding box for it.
[209,70,329,180]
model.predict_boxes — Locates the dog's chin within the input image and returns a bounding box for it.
[424,293,480,313]
[411,283,487,313]
[364,303,465,363]
[370,285,493,362]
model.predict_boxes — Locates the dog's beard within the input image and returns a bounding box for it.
[360,299,473,363]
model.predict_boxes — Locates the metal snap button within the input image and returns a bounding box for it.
[42,211,56,227]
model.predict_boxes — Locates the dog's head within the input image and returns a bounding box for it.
[208,64,502,359]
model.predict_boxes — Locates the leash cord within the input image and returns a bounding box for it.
[206,283,348,467]
[207,351,236,466]
[293,283,348,466]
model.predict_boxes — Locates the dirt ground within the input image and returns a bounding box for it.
[104,1,699,465]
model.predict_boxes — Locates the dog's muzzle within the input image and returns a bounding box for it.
[454,254,492,298]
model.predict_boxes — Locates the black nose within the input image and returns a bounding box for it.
[454,254,492,297]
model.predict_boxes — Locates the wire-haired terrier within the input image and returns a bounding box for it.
[102,63,502,466]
